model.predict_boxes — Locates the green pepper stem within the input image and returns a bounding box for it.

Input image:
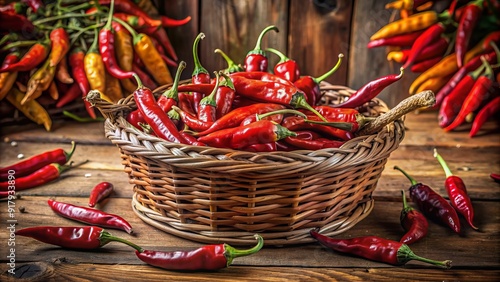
[397,244,452,269]
[433,148,454,178]
[304,119,354,132]
[291,93,328,122]
[69,23,104,47]
[215,48,243,73]
[251,25,279,52]
[219,72,235,89]
[394,166,419,186]
[480,55,494,80]
[99,230,144,252]
[400,189,413,213]
[163,61,186,99]
[266,47,289,63]
[64,141,77,163]
[112,16,139,39]
[132,73,143,89]
[199,71,220,106]
[87,28,99,53]
[224,234,264,267]
[490,41,500,68]
[192,33,209,76]
[33,13,94,25]
[314,54,344,83]
[1,41,38,52]
[0,33,18,47]
[257,109,307,121]
[103,0,115,30]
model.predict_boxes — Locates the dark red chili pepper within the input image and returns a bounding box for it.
[481,31,500,52]
[136,234,263,271]
[241,142,277,152]
[412,36,450,64]
[394,166,461,234]
[198,72,220,123]
[434,149,478,230]
[126,109,146,130]
[22,0,42,13]
[410,57,442,73]
[198,120,296,149]
[444,57,494,132]
[161,53,178,67]
[215,72,235,119]
[266,47,300,82]
[293,54,344,105]
[132,74,187,144]
[172,105,212,132]
[215,48,244,74]
[0,163,71,191]
[151,27,178,62]
[367,30,424,49]
[180,131,206,146]
[230,71,294,86]
[281,116,354,141]
[403,22,446,69]
[48,199,133,234]
[190,32,211,114]
[56,83,82,108]
[16,226,142,251]
[456,0,484,68]
[244,25,279,72]
[157,61,186,113]
[469,96,500,137]
[132,62,157,90]
[178,92,197,116]
[491,173,500,183]
[284,135,344,150]
[160,15,191,28]
[399,189,428,245]
[0,40,49,73]
[309,230,452,268]
[240,110,284,127]
[69,47,96,119]
[332,67,404,109]
[0,11,35,34]
[88,182,114,207]
[49,27,70,67]
[99,0,161,27]
[0,141,75,179]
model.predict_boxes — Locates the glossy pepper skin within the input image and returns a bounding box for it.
[15,226,142,251]
[135,234,264,271]
[244,25,279,72]
[99,0,161,27]
[49,27,71,67]
[0,41,50,73]
[367,30,424,48]
[88,182,114,207]
[434,149,478,230]
[69,48,96,119]
[310,230,451,268]
[400,190,428,245]
[157,61,186,113]
[191,33,211,114]
[215,72,236,119]
[403,22,446,69]
[0,163,69,191]
[266,47,300,82]
[456,0,484,68]
[394,166,461,234]
[198,72,220,123]
[469,96,500,137]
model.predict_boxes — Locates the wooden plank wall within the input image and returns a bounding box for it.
[159,0,440,108]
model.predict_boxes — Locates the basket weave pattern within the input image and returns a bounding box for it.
[97,83,405,246]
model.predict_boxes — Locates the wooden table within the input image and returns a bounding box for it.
[1,111,499,281]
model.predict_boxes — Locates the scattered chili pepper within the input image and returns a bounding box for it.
[266,47,300,82]
[215,72,236,119]
[469,96,500,137]
[198,72,220,123]
[16,226,142,251]
[0,40,49,73]
[135,234,263,271]
[69,47,96,119]
[0,51,19,101]
[394,166,461,234]
[215,48,244,73]
[491,173,500,183]
[310,230,451,268]
[367,30,424,49]
[244,25,279,72]
[434,149,478,230]
[399,189,428,245]
[191,32,211,114]
[456,0,484,68]
[0,163,71,191]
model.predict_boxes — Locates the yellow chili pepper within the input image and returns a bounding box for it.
[387,50,407,63]
[104,71,123,103]
[385,0,414,10]
[0,71,18,101]
[414,74,452,95]
[84,51,107,96]
[113,22,137,93]
[371,10,444,41]
[22,59,56,105]
[6,87,52,131]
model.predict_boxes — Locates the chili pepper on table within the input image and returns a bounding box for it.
[469,96,500,137]
[0,40,49,73]
[69,47,96,119]
[491,173,500,183]
[215,48,244,74]
[157,61,186,113]
[399,189,428,245]
[6,87,52,131]
[394,166,461,234]
[48,199,133,234]
[367,30,424,49]
[136,234,263,271]
[434,149,478,230]
[266,47,300,82]
[0,51,19,101]
[310,230,452,268]
[0,163,73,191]
[244,25,279,72]
[215,72,236,119]
[15,226,142,251]
[111,21,137,93]
[198,72,220,123]
[456,0,485,68]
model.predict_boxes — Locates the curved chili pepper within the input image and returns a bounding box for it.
[410,57,442,73]
[310,230,451,268]
[56,56,74,84]
[48,199,132,234]
[49,27,70,67]
[99,0,161,27]
[172,105,212,132]
[244,25,279,72]
[332,68,404,109]
[16,226,142,251]
[266,47,300,82]
[0,40,49,73]
[111,21,136,93]
[136,234,263,271]
[491,173,500,183]
[198,72,220,123]
[56,83,82,108]
[215,48,244,74]
[69,47,96,119]
[241,142,277,152]
[132,62,157,89]
[160,15,191,28]
[434,149,478,230]
[132,74,187,144]
[0,51,19,101]
[284,135,344,150]
[394,166,461,234]
[399,189,428,245]
[215,72,236,119]
[367,30,424,49]
[180,130,206,146]
[403,22,446,69]
[157,61,186,113]
[281,115,354,141]
[0,11,35,34]
[85,30,107,94]
[0,163,71,191]
[191,32,211,114]
[456,0,484,68]
[469,96,500,137]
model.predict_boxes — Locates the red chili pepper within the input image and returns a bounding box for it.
[491,173,500,183]
[135,234,263,271]
[49,27,70,67]
[0,2,24,14]
[56,83,82,108]
[132,74,187,144]
[310,230,452,268]
[178,92,197,116]
[88,182,114,207]
[244,25,279,72]
[198,120,296,149]
[456,0,484,68]
[0,141,75,179]
[367,30,424,49]
[16,226,142,251]
[0,163,71,191]
[215,48,244,73]
[0,40,50,73]
[266,47,300,82]
[281,116,354,141]
[231,71,294,86]
[22,0,42,13]
[434,149,478,230]
[126,109,146,130]
[132,62,157,90]
[172,105,212,132]
[469,96,500,137]
[215,72,235,119]
[190,33,211,114]
[0,11,35,34]
[157,61,186,113]
[48,199,133,233]
[293,54,344,105]
[410,57,442,73]
[394,166,461,234]
[284,135,344,150]
[151,27,178,62]
[99,0,161,27]
[412,36,450,64]
[399,189,428,245]
[180,131,206,146]
[198,72,220,123]
[444,58,494,132]
[241,142,277,152]
[160,15,191,28]
[240,110,284,127]
[69,47,96,119]
[309,105,373,132]
[403,22,446,69]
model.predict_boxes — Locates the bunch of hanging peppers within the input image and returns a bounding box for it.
[369,0,500,136]
[116,25,407,152]
[0,0,189,131]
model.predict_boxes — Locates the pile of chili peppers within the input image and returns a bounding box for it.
[0,0,189,130]
[369,0,500,136]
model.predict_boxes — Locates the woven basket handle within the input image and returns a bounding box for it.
[358,90,436,135]
[86,90,136,121]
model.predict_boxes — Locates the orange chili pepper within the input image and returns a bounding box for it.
[22,59,57,105]
[48,80,59,100]
[414,74,453,96]
[0,52,19,101]
[104,71,123,103]
[84,31,108,100]
[55,56,74,84]
[112,21,136,93]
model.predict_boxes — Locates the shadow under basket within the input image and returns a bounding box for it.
[94,82,405,246]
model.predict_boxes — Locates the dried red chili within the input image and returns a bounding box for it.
[469,96,500,137]
[244,25,279,72]
[310,230,451,268]
[266,47,300,82]
[16,226,142,250]
[394,166,461,234]
[399,189,428,245]
[434,149,478,230]
[456,0,484,67]
[136,234,263,271]
[88,182,114,207]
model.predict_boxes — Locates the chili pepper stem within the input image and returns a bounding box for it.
[257,109,307,120]
[100,230,143,252]
[251,26,279,53]
[394,166,419,186]
[433,149,453,177]
[401,189,411,212]
[314,54,344,83]
[192,33,209,76]
[65,141,77,162]
[397,244,452,268]
[224,234,264,267]
[304,119,354,132]
[291,94,328,122]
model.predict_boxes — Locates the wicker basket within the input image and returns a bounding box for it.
[91,82,406,246]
